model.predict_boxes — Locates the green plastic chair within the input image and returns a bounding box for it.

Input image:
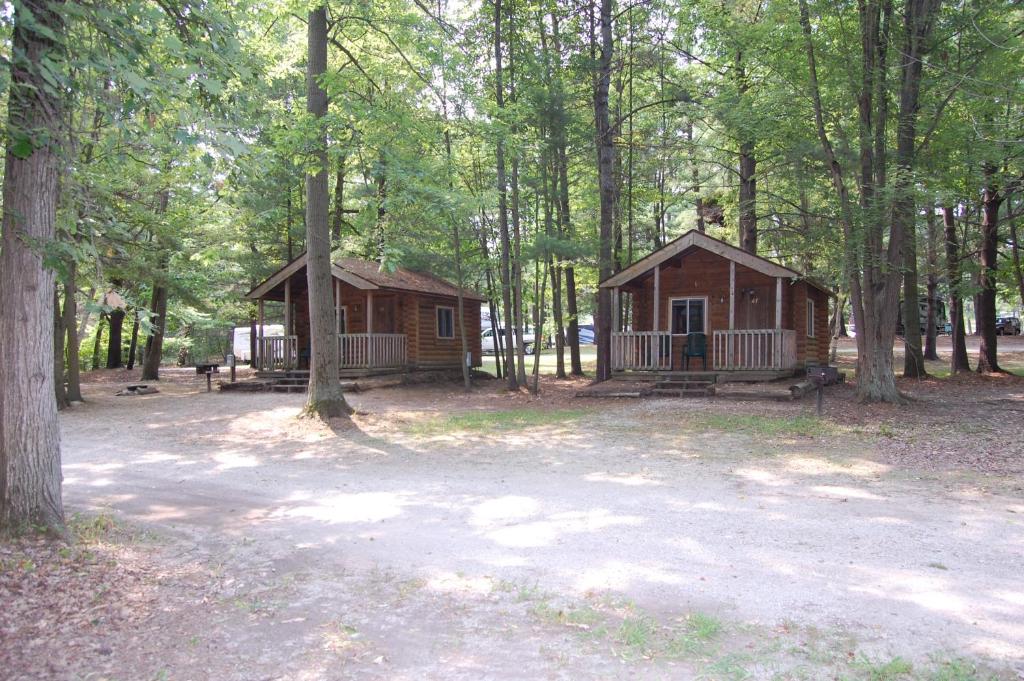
[684,332,707,370]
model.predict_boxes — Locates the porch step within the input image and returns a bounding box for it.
[655,380,715,390]
[650,386,716,398]
[270,383,308,394]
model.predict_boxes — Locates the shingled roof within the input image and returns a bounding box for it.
[245,252,487,302]
[333,257,487,301]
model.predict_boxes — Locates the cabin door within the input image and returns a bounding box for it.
[670,298,707,370]
[372,296,397,334]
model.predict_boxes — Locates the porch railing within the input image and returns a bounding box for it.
[257,335,298,371]
[338,333,408,369]
[713,329,796,371]
[611,331,672,371]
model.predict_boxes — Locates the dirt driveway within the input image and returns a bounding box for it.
[21,376,1024,679]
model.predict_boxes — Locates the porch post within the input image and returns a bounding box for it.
[652,265,660,331]
[729,261,736,330]
[284,277,291,336]
[775,277,783,329]
[257,298,264,369]
[366,291,374,334]
[729,260,737,368]
[612,287,620,332]
[334,278,341,335]
[366,291,375,368]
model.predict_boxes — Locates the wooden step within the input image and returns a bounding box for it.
[270,384,307,393]
[655,380,714,389]
[650,387,715,398]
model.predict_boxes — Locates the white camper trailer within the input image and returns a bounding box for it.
[232,325,284,362]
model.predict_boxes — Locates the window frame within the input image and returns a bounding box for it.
[436,305,455,339]
[806,299,815,338]
[668,296,709,336]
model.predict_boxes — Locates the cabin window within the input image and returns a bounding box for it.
[436,306,455,339]
[671,298,706,335]
[806,299,815,337]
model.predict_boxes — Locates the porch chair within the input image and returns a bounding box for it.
[683,332,707,370]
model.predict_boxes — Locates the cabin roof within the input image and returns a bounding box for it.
[245,252,487,302]
[599,229,831,294]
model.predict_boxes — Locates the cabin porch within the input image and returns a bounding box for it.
[252,274,410,375]
[602,231,829,376]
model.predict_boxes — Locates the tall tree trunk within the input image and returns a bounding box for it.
[738,141,757,254]
[332,153,346,243]
[126,309,140,371]
[593,0,615,382]
[895,0,935,379]
[549,9,582,376]
[375,151,387,260]
[106,307,125,369]
[976,164,1002,372]
[494,0,518,390]
[943,206,971,374]
[1010,198,1024,309]
[63,265,83,402]
[508,26,527,389]
[92,314,106,371]
[304,5,351,419]
[53,288,68,410]
[799,0,901,403]
[0,0,67,536]
[923,207,939,360]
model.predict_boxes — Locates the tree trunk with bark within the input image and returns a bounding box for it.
[549,9,582,376]
[895,0,934,379]
[303,6,351,419]
[1010,199,1024,309]
[943,206,971,374]
[923,207,939,360]
[54,288,68,410]
[62,266,83,402]
[976,164,1002,373]
[332,154,346,243]
[494,0,518,390]
[0,0,67,536]
[106,307,125,369]
[141,279,168,380]
[91,314,106,371]
[126,309,140,371]
[593,0,615,382]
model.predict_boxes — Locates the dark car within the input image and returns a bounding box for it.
[996,316,1021,336]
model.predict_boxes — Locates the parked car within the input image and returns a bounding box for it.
[481,327,536,354]
[996,316,1021,336]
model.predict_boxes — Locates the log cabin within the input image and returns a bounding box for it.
[600,230,831,378]
[245,253,485,376]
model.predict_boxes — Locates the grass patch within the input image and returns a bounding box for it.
[696,413,834,438]
[410,408,589,435]
[665,612,724,658]
[616,615,658,657]
[854,656,914,681]
[927,658,997,681]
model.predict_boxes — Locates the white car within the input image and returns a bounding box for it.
[481,327,536,354]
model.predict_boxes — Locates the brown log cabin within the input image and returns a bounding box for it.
[245,253,485,376]
[600,230,831,377]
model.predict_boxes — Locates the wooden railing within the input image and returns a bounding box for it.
[257,335,298,371]
[611,331,672,371]
[338,333,407,369]
[713,329,797,371]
